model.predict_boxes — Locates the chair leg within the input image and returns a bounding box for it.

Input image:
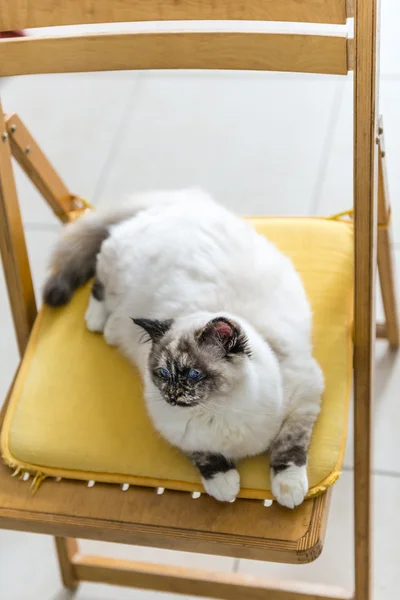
[353,410,372,600]
[54,537,80,590]
[0,100,37,355]
[377,117,399,348]
[353,2,379,599]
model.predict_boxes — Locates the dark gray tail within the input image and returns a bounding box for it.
[43,194,175,307]
[43,219,110,307]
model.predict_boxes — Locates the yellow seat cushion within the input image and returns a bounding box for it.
[1,217,353,500]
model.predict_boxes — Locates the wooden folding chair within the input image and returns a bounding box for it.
[0,1,398,599]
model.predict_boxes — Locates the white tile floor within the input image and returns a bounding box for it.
[1,5,400,599]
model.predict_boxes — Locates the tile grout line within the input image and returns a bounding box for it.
[232,557,240,573]
[91,74,145,206]
[308,80,346,216]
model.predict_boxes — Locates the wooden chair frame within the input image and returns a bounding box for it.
[0,1,399,599]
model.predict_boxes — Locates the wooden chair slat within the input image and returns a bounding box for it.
[0,0,348,30]
[0,32,350,77]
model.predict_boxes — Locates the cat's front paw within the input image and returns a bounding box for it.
[202,469,240,502]
[271,464,308,509]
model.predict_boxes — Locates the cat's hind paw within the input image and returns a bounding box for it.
[271,464,308,509]
[85,296,107,333]
[202,469,240,502]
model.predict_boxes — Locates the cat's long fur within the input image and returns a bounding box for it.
[44,190,323,508]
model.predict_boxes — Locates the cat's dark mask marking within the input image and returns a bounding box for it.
[132,318,173,343]
[134,316,250,408]
[147,339,220,408]
[197,317,251,358]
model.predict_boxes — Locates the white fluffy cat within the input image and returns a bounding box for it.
[44,190,323,508]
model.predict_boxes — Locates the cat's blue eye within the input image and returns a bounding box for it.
[187,369,203,381]
[157,367,170,379]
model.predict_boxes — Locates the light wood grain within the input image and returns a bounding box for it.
[5,114,76,223]
[73,553,353,599]
[0,101,36,356]
[353,1,380,600]
[0,0,348,30]
[346,38,354,71]
[54,538,79,590]
[6,114,74,222]
[0,475,330,564]
[346,0,354,18]
[376,117,399,347]
[0,32,349,77]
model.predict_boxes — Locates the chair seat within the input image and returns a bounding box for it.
[1,217,354,501]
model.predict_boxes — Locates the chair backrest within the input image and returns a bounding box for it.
[0,0,353,77]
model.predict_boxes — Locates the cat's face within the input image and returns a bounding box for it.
[133,316,251,408]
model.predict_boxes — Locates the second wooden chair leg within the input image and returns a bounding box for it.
[377,117,399,348]
[54,537,80,590]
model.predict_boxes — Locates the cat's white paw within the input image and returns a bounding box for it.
[103,315,121,346]
[271,464,308,509]
[85,296,107,333]
[202,469,240,502]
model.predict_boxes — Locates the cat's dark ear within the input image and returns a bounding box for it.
[197,317,250,357]
[132,318,173,343]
